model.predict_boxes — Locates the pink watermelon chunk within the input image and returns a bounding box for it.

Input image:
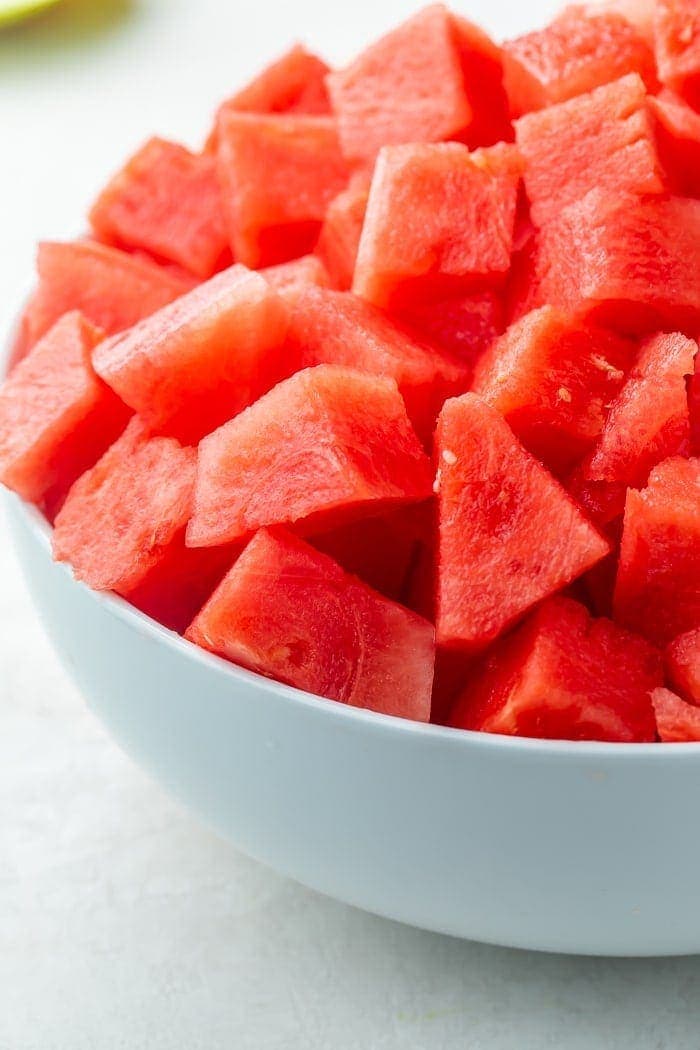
[652,687,700,741]
[51,419,232,630]
[653,0,700,109]
[187,365,433,549]
[449,595,660,742]
[216,113,348,268]
[18,240,191,355]
[315,173,370,291]
[353,142,520,310]
[570,331,696,524]
[615,456,700,644]
[435,393,610,651]
[503,5,658,116]
[185,527,435,721]
[473,305,636,475]
[0,311,130,513]
[538,189,700,333]
[89,138,229,279]
[283,287,470,442]
[666,628,700,704]
[211,45,330,130]
[93,265,289,444]
[515,74,664,227]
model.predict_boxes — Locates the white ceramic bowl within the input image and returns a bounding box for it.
[6,336,700,958]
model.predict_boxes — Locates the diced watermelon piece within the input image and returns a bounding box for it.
[503,5,657,116]
[325,5,472,166]
[515,74,664,227]
[666,628,700,704]
[185,527,435,721]
[283,287,470,442]
[538,189,700,333]
[315,173,370,291]
[449,595,660,742]
[571,331,696,523]
[19,241,191,354]
[648,90,700,196]
[435,393,610,651]
[615,456,700,645]
[260,254,331,297]
[311,503,430,602]
[187,365,432,548]
[473,305,636,475]
[93,265,289,444]
[653,0,700,109]
[0,312,130,513]
[353,142,520,310]
[394,289,504,380]
[216,113,348,268]
[89,138,229,279]
[652,687,700,741]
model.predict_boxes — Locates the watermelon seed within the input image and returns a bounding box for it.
[442,449,457,465]
[557,386,572,403]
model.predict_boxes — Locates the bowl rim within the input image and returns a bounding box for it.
[8,304,700,761]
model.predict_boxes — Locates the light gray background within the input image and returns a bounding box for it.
[3,1,700,1046]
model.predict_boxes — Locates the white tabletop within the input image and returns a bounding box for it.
[3,1,700,1046]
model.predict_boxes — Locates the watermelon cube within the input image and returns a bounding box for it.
[187,365,433,548]
[315,173,370,291]
[570,331,696,523]
[185,527,435,722]
[93,265,289,444]
[653,0,700,109]
[19,240,191,354]
[0,311,129,512]
[89,138,229,279]
[394,289,504,381]
[649,90,700,197]
[448,595,660,742]
[503,5,657,116]
[614,456,700,645]
[515,74,664,227]
[353,142,520,310]
[538,189,700,333]
[216,113,348,268]
[652,687,700,742]
[473,305,636,475]
[283,287,470,442]
[435,393,610,651]
[666,629,700,704]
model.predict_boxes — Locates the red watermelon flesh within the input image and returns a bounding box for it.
[260,254,331,297]
[187,365,433,549]
[615,456,700,645]
[89,138,229,279]
[449,595,660,742]
[394,289,504,381]
[515,74,664,228]
[283,286,470,442]
[435,393,610,652]
[315,173,370,291]
[653,0,700,109]
[473,305,636,476]
[538,189,700,333]
[0,312,130,512]
[652,687,700,741]
[93,265,289,445]
[216,112,348,268]
[325,5,472,167]
[649,90,700,197]
[571,331,696,522]
[503,5,657,116]
[311,503,430,603]
[185,527,435,722]
[53,419,195,596]
[666,628,700,704]
[450,15,513,148]
[19,241,191,354]
[353,142,520,310]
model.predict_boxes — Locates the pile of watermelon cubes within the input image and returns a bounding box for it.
[2,1,700,744]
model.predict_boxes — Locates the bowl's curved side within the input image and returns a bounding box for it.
[9,491,700,956]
